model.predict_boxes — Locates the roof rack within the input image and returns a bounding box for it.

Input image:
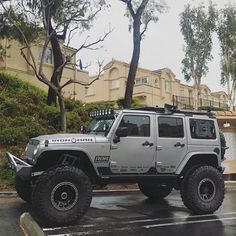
[133,104,215,118]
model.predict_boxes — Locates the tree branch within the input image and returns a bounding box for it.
[120,0,136,18]
[140,17,151,37]
[60,60,113,90]
[136,0,149,17]
[56,29,112,76]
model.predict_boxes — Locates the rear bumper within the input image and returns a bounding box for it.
[5,152,32,180]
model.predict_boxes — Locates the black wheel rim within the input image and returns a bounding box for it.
[51,182,79,211]
[198,178,216,202]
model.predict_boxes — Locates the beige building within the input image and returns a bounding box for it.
[85,60,228,109]
[0,38,89,101]
[0,40,228,109]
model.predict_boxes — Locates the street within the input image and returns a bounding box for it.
[42,190,236,236]
[1,190,236,236]
[0,197,26,236]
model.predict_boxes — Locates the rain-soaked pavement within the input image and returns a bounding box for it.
[42,190,236,236]
[1,190,236,236]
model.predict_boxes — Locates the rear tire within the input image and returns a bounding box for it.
[15,176,32,203]
[138,183,172,199]
[32,166,92,226]
[180,166,225,214]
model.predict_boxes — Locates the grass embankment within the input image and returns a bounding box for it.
[0,149,15,191]
[0,72,114,191]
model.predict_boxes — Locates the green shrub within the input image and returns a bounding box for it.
[42,105,61,130]
[198,106,227,111]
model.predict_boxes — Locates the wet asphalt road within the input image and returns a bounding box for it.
[42,190,236,236]
[1,190,236,236]
[0,197,26,236]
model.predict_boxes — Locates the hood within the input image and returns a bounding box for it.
[33,133,104,145]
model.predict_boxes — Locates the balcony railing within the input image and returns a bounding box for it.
[173,95,228,111]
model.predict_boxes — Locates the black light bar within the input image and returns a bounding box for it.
[89,108,114,118]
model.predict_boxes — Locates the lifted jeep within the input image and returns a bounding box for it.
[6,106,227,226]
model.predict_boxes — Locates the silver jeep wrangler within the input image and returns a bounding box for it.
[6,105,227,226]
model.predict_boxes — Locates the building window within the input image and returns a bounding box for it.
[158,117,184,138]
[38,47,53,64]
[189,119,216,139]
[154,78,159,87]
[135,76,149,85]
[85,86,94,96]
[111,79,120,89]
[165,80,170,92]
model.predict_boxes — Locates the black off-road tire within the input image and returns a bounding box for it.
[32,166,92,226]
[180,166,225,214]
[15,175,32,203]
[138,183,172,199]
[219,131,227,159]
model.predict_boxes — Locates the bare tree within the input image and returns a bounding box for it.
[0,0,111,132]
[119,0,166,108]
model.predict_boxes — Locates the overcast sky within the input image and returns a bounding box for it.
[71,0,236,92]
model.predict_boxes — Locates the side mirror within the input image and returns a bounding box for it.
[113,127,128,144]
[115,127,128,137]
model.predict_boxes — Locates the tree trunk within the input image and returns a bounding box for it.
[58,94,67,133]
[123,18,141,108]
[226,75,234,111]
[193,79,199,110]
[46,35,64,106]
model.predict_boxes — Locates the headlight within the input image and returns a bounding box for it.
[33,144,40,155]
[24,143,29,153]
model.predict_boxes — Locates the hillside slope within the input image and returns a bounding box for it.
[0,72,114,190]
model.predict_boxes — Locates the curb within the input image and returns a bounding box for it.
[20,212,45,236]
[0,191,18,197]
[225,181,236,190]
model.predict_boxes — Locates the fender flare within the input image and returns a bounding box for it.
[176,151,220,175]
[36,147,99,176]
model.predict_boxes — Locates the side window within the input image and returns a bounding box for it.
[158,117,184,138]
[190,119,216,139]
[118,115,150,137]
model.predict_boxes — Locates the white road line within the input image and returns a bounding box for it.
[47,229,105,236]
[43,211,236,232]
[46,216,236,236]
[129,211,236,224]
[43,225,96,231]
[144,216,236,229]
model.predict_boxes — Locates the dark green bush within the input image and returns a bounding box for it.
[42,105,61,130]
[198,106,227,111]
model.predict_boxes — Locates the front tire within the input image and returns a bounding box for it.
[138,183,172,199]
[32,166,92,226]
[180,166,225,214]
[15,175,32,203]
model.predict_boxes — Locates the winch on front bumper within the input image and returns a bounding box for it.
[5,152,32,180]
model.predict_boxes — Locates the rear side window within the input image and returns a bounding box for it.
[158,117,184,138]
[189,119,216,139]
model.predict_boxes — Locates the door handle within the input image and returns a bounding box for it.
[174,142,185,148]
[142,141,154,147]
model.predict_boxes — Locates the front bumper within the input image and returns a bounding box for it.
[5,152,32,180]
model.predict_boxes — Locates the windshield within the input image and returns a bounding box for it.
[85,117,115,135]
